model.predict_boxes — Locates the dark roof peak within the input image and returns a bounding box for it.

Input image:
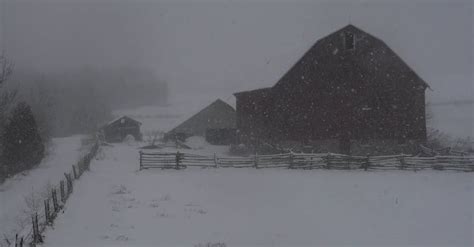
[212,98,226,104]
[336,24,366,35]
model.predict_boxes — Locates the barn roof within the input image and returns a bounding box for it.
[233,87,272,97]
[276,24,429,89]
[234,24,430,97]
[102,115,142,128]
[167,99,236,136]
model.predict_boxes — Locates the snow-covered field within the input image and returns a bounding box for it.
[0,135,84,243]
[34,101,473,246]
[42,142,473,247]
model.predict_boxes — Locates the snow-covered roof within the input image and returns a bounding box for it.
[103,115,142,128]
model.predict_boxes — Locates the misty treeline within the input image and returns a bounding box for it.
[8,66,168,138]
[0,55,168,181]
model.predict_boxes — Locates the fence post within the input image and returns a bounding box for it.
[254,153,259,169]
[214,153,218,168]
[44,200,50,224]
[288,152,294,169]
[64,173,72,195]
[31,213,42,244]
[175,151,181,170]
[72,165,78,179]
[35,213,43,243]
[60,180,65,203]
[139,151,143,170]
[362,155,370,171]
[31,215,35,244]
[15,235,23,247]
[69,173,73,193]
[325,153,332,169]
[398,154,407,170]
[52,189,59,212]
[77,161,82,177]
[84,155,90,171]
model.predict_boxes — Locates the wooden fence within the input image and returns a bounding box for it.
[6,141,100,247]
[139,151,474,172]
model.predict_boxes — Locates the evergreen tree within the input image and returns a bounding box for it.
[1,102,44,175]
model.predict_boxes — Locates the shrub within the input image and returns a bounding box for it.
[1,102,45,176]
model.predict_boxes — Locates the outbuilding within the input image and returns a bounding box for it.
[100,116,142,143]
[166,99,236,144]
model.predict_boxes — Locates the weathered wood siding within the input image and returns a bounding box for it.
[234,25,428,149]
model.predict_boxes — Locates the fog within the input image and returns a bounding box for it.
[1,2,474,246]
[1,0,472,102]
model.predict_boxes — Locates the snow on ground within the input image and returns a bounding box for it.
[42,142,473,247]
[0,135,84,242]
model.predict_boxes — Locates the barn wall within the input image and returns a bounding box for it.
[235,89,272,144]
[350,139,420,156]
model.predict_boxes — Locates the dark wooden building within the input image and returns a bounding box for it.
[100,116,142,143]
[234,25,428,154]
[166,99,236,144]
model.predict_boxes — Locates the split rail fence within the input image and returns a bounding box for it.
[139,151,474,172]
[6,141,100,247]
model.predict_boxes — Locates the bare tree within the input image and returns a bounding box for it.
[0,54,13,86]
[0,54,15,121]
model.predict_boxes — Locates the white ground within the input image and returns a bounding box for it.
[0,135,84,243]
[41,142,474,247]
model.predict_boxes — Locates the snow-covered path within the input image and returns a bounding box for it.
[0,135,84,242]
[43,143,473,247]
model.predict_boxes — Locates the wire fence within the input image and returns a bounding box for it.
[6,141,100,247]
[139,151,474,172]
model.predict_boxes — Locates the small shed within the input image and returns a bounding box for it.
[100,116,142,143]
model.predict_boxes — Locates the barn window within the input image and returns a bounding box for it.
[344,32,355,50]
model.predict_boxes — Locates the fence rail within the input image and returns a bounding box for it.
[139,151,474,172]
[7,141,100,247]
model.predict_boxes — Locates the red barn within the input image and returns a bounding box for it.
[234,25,429,155]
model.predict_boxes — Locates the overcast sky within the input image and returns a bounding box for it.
[1,0,472,103]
